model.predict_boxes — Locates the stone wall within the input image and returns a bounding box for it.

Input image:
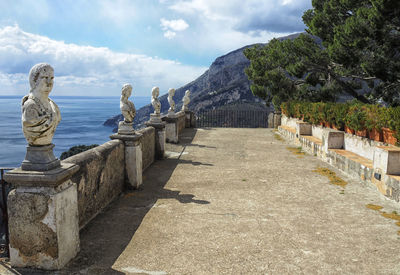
[64,140,125,228]
[177,111,186,133]
[137,126,155,171]
[281,115,298,129]
[344,133,385,160]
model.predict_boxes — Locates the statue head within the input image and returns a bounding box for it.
[168,88,175,97]
[185,90,190,97]
[29,63,54,97]
[152,86,159,98]
[121,83,132,99]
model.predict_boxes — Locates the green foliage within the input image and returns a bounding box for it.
[60,144,99,160]
[344,103,367,131]
[244,0,400,108]
[281,101,400,144]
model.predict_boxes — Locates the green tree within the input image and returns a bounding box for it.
[245,0,400,109]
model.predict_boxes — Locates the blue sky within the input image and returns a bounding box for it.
[0,0,311,96]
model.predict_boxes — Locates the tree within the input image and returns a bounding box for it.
[244,0,400,109]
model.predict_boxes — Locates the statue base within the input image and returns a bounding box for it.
[118,121,135,135]
[167,111,176,118]
[150,113,162,123]
[21,144,61,171]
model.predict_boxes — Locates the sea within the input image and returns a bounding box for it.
[0,96,150,168]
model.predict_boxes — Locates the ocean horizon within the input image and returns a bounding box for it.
[0,95,150,168]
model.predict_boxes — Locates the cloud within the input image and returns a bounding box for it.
[160,18,189,32]
[163,30,177,39]
[158,0,311,54]
[0,25,207,96]
[168,0,310,33]
[160,18,189,39]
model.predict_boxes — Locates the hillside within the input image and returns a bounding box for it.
[104,33,302,130]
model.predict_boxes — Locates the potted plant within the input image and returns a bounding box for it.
[332,103,348,131]
[365,105,383,142]
[345,103,367,136]
[381,107,399,145]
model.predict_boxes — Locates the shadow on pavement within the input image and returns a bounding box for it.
[14,128,209,275]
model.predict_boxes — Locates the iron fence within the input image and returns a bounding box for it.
[196,109,269,128]
[0,168,13,258]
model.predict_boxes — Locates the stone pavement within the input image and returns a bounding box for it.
[6,128,400,274]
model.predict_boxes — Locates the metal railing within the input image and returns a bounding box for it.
[196,109,269,128]
[0,168,13,258]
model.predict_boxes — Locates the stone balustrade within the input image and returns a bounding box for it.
[3,73,195,270]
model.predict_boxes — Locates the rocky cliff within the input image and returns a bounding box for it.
[104,33,301,130]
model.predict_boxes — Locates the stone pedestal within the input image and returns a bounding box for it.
[4,163,80,270]
[373,146,400,175]
[167,111,176,118]
[110,133,143,189]
[118,121,135,135]
[268,113,274,128]
[150,113,162,123]
[162,116,179,144]
[273,112,282,128]
[145,121,166,159]
[322,129,344,154]
[185,111,195,128]
[22,144,60,171]
[296,121,312,136]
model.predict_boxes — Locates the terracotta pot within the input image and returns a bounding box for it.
[325,122,331,128]
[382,127,397,145]
[344,126,355,135]
[368,128,383,142]
[332,124,340,131]
[356,129,367,138]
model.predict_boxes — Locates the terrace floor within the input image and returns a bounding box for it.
[7,128,400,274]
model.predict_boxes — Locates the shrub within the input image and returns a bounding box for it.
[60,144,99,160]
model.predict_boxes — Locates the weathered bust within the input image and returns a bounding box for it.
[168,88,175,112]
[182,90,190,111]
[151,86,161,115]
[22,63,61,146]
[120,84,136,123]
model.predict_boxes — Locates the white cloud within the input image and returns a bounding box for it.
[160,18,189,32]
[163,30,176,39]
[0,25,207,96]
[160,18,189,39]
[161,0,311,53]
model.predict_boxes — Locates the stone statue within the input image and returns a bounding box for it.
[21,63,61,171]
[118,84,136,135]
[181,90,190,111]
[151,86,161,115]
[120,84,136,123]
[167,88,175,117]
[22,63,61,146]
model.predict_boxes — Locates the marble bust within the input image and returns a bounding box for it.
[151,86,161,115]
[182,90,190,111]
[120,84,136,123]
[167,88,175,114]
[22,63,61,146]
[117,84,136,135]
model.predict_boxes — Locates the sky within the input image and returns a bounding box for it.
[0,0,312,97]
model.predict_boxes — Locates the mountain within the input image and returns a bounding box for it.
[104,33,302,130]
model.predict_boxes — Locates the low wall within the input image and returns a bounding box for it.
[278,125,400,203]
[177,111,186,133]
[344,133,385,160]
[64,140,125,228]
[137,126,155,171]
[281,115,298,129]
[312,125,324,140]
